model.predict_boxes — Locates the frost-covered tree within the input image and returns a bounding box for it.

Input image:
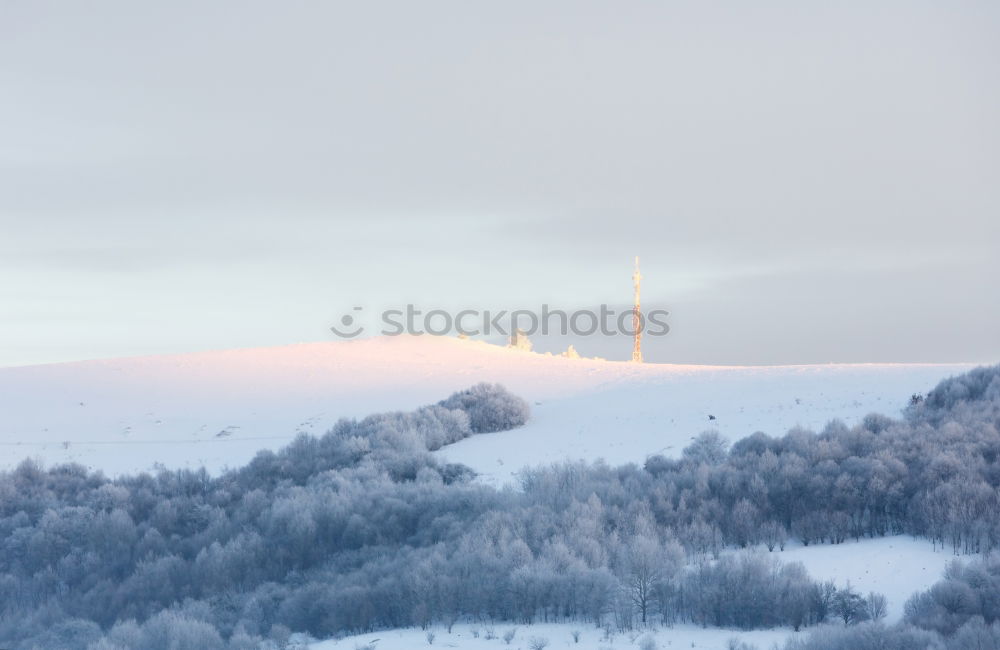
[682,431,729,465]
[438,382,530,433]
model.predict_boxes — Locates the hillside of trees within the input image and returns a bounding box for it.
[0,366,997,649]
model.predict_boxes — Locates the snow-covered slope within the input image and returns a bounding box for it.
[439,359,973,485]
[0,336,972,477]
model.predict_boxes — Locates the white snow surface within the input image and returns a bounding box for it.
[309,622,796,650]
[0,335,972,477]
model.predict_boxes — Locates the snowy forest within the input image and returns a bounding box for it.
[0,367,999,649]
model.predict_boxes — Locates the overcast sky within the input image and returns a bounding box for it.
[1,1,998,366]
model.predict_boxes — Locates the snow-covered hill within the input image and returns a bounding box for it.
[0,337,974,648]
[0,336,972,477]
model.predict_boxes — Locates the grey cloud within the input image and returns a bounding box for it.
[0,0,997,365]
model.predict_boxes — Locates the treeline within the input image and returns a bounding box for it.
[639,363,1000,554]
[0,366,996,649]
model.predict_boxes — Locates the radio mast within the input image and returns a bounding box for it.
[632,256,643,363]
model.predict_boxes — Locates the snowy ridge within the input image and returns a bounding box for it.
[0,335,971,477]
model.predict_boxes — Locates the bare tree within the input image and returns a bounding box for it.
[865,592,888,622]
[621,535,684,624]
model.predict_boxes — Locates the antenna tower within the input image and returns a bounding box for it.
[632,256,643,363]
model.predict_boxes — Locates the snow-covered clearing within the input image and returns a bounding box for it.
[0,336,971,477]
[769,535,954,622]
[310,622,796,650]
